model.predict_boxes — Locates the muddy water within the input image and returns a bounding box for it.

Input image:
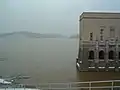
[0,38,120,84]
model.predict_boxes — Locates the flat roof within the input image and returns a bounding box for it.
[82,11,120,14]
[80,12,120,21]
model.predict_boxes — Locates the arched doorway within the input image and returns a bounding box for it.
[88,50,94,59]
[109,50,114,59]
[99,50,104,59]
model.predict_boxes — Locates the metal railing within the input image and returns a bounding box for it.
[0,80,120,90]
[37,80,120,90]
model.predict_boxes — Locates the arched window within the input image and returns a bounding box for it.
[88,50,94,59]
[119,52,120,60]
[99,50,104,59]
[109,50,114,59]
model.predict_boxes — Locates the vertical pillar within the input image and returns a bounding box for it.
[115,38,119,71]
[95,40,99,63]
[78,38,82,59]
[105,40,109,63]
[115,38,118,61]
[95,40,99,71]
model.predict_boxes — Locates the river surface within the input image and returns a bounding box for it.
[0,37,120,84]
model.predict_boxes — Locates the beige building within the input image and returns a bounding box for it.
[76,12,120,72]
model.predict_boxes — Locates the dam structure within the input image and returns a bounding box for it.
[76,12,120,72]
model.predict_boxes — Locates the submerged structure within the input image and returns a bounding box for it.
[76,12,120,72]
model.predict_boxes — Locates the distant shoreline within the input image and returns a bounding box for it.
[0,31,79,39]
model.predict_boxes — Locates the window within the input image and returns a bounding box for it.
[99,50,104,59]
[109,50,114,59]
[90,32,93,41]
[100,29,104,34]
[88,50,94,59]
[110,27,115,38]
[100,36,103,41]
[100,29,104,41]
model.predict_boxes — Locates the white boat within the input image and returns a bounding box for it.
[0,78,11,85]
[0,78,39,90]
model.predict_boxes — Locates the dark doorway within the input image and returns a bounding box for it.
[119,52,120,60]
[88,50,94,59]
[99,50,104,59]
[109,50,114,59]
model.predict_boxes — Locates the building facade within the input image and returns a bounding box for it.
[76,12,120,72]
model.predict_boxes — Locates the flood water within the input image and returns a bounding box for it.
[0,37,120,84]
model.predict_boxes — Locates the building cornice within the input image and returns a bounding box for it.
[80,12,120,21]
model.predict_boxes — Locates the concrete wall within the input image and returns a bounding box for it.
[80,12,120,41]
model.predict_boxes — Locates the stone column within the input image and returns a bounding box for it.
[115,38,118,61]
[95,40,99,63]
[105,40,109,63]
[115,38,119,71]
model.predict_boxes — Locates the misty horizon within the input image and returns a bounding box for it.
[1,0,120,35]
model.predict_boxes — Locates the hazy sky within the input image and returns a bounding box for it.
[1,0,120,35]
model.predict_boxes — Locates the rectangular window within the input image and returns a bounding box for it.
[90,32,93,41]
[100,29,104,41]
[100,36,103,41]
[100,29,104,34]
[110,27,115,38]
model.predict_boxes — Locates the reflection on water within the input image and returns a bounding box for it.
[0,38,120,84]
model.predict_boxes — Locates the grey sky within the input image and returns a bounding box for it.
[1,0,120,35]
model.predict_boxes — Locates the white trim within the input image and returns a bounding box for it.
[88,67,95,69]
[98,67,105,69]
[108,67,115,69]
